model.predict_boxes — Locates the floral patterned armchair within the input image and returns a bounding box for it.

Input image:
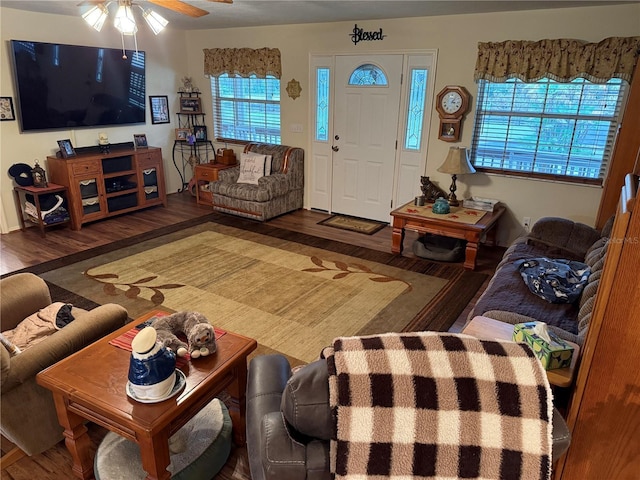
[209,143,304,221]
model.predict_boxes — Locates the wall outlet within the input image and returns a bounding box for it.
[523,217,531,232]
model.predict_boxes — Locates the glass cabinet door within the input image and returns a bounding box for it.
[78,178,103,216]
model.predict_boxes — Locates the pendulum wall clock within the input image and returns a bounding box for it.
[435,85,471,142]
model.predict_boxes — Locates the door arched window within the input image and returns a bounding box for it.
[348,64,388,86]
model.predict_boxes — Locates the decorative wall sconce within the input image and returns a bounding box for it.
[286,79,302,100]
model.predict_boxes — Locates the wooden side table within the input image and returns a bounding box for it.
[462,315,580,388]
[36,309,257,480]
[193,162,236,206]
[390,202,505,270]
[13,183,72,236]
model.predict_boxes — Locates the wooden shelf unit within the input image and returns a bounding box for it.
[46,146,166,230]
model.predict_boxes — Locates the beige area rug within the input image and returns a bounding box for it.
[42,223,448,364]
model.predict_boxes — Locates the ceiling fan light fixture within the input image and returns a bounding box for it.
[114,2,137,35]
[82,3,109,32]
[142,9,168,35]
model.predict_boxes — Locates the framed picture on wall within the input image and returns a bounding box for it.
[149,95,170,124]
[0,97,15,121]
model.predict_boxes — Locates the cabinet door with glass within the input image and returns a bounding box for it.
[74,173,107,225]
[136,149,167,207]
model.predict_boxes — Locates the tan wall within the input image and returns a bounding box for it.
[186,4,639,244]
[2,4,639,242]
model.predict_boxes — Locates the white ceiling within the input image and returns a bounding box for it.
[2,0,638,30]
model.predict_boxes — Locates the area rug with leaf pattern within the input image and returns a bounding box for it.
[39,218,487,365]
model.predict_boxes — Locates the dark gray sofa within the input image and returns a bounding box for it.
[467,216,613,347]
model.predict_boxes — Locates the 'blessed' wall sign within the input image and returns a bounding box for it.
[350,24,387,45]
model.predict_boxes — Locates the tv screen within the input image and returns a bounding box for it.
[10,40,145,132]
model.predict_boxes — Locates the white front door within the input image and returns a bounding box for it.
[331,55,403,222]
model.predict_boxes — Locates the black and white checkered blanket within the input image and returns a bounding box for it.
[325,332,552,480]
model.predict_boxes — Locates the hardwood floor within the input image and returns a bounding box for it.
[1,191,502,276]
[0,191,503,479]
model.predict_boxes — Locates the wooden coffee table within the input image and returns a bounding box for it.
[390,201,505,270]
[36,310,257,480]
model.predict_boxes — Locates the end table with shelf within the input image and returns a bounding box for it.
[194,162,237,205]
[390,201,505,270]
[13,183,71,236]
[462,315,579,388]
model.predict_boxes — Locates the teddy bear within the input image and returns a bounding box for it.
[150,311,217,359]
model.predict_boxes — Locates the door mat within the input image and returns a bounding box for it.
[317,214,387,235]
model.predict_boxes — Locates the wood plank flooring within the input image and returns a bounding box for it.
[0,192,504,480]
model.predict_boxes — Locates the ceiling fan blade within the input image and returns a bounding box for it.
[147,0,210,17]
[207,0,233,3]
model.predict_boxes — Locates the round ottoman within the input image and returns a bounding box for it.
[413,234,466,262]
[95,398,232,480]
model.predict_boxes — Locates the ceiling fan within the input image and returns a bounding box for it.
[146,0,232,18]
[79,0,232,57]
[79,0,233,19]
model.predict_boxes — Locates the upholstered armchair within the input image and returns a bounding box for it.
[209,143,304,221]
[0,273,128,465]
[247,352,572,480]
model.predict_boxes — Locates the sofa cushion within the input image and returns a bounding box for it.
[211,174,290,202]
[585,237,608,266]
[237,153,268,185]
[281,359,332,440]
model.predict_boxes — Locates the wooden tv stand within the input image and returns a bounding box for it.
[47,146,166,230]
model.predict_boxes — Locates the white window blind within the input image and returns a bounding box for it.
[210,73,281,144]
[470,77,627,184]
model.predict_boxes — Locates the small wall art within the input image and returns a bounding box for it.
[0,97,15,121]
[149,95,170,124]
[286,79,302,100]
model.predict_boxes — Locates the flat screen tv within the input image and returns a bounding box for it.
[10,40,145,132]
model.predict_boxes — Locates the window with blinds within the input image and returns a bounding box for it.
[470,77,627,184]
[210,73,281,144]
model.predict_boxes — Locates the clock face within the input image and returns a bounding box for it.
[441,91,463,114]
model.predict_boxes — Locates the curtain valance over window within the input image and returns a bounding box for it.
[203,47,282,79]
[474,36,640,83]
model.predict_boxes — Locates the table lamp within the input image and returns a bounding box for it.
[437,146,476,206]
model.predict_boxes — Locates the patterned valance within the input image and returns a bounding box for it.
[474,36,640,83]
[203,47,281,79]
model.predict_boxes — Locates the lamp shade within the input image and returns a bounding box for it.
[82,4,109,31]
[114,3,137,35]
[437,147,476,175]
[143,9,168,35]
